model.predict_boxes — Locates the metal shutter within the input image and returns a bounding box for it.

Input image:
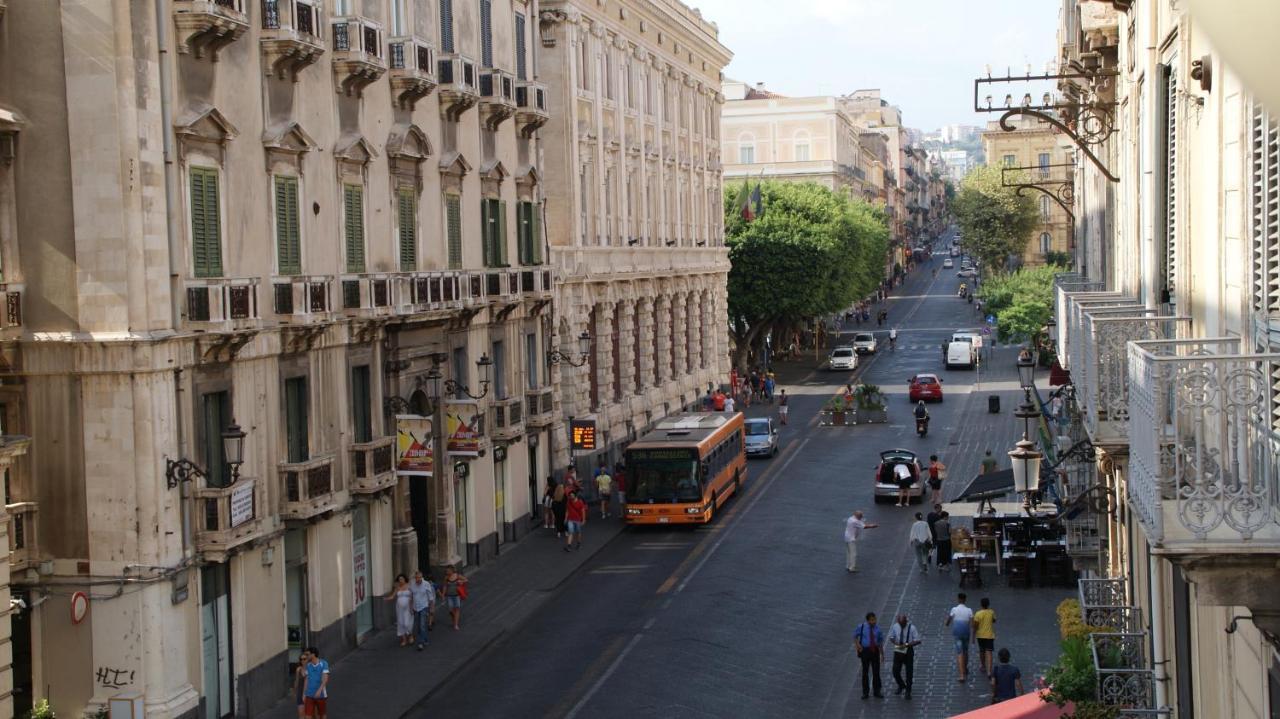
[480,0,492,68]
[446,194,462,269]
[514,12,526,80]
[440,0,454,53]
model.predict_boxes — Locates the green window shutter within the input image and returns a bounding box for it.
[397,188,417,271]
[532,203,543,265]
[516,202,529,265]
[481,199,493,267]
[497,200,508,266]
[446,194,462,269]
[190,168,223,278]
[344,184,365,273]
[275,176,301,275]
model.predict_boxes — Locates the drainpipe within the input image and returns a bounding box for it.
[1148,551,1169,711]
[154,0,190,557]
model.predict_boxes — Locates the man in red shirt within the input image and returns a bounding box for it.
[564,491,587,552]
[712,390,726,411]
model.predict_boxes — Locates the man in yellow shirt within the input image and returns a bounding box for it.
[973,597,997,677]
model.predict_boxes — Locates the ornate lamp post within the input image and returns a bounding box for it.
[1008,436,1043,514]
[547,330,591,367]
[166,420,248,489]
[444,354,493,401]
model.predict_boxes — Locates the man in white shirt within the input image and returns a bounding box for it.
[888,614,923,699]
[843,510,878,572]
[908,513,933,574]
[945,593,976,681]
[724,395,736,413]
[894,462,914,507]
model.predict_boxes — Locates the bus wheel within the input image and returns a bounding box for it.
[707,492,717,522]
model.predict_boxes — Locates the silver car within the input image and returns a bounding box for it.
[852,332,878,354]
[744,417,779,458]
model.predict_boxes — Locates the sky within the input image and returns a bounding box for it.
[691,0,1061,133]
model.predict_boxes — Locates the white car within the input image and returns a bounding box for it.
[744,418,779,458]
[827,346,859,371]
[957,268,977,278]
[851,332,878,354]
[942,258,954,269]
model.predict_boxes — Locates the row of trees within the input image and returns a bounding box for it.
[976,264,1066,342]
[724,181,890,369]
[951,165,1039,271]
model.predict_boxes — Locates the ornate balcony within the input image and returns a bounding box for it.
[260,0,325,80]
[515,80,549,138]
[184,277,260,329]
[6,501,37,571]
[278,454,339,521]
[478,68,516,129]
[339,274,396,317]
[330,16,385,96]
[349,437,396,494]
[388,36,436,109]
[518,268,554,301]
[1061,291,1136,372]
[173,0,249,60]
[437,53,479,119]
[491,397,524,441]
[272,275,331,321]
[1090,633,1165,716]
[192,479,263,562]
[1078,577,1139,632]
[525,387,555,428]
[0,282,21,336]
[1077,310,1189,445]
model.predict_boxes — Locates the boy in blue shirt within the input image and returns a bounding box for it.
[303,646,329,718]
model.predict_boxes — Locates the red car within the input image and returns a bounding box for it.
[908,373,944,402]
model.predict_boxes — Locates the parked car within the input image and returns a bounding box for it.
[744,417,779,458]
[942,258,954,269]
[851,332,878,354]
[956,268,978,278]
[827,346,859,371]
[873,449,923,503]
[908,373,944,402]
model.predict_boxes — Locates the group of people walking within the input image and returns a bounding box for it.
[541,461,627,552]
[386,566,470,647]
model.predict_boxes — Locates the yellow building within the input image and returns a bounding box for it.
[981,116,1072,265]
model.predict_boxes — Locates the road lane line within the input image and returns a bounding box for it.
[562,632,645,719]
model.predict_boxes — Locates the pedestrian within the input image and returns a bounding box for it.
[927,454,947,505]
[440,565,468,630]
[974,597,997,677]
[843,509,878,572]
[712,388,726,411]
[933,511,953,569]
[552,478,568,537]
[909,513,932,574]
[889,614,922,700]
[853,612,886,699]
[409,570,435,650]
[702,387,714,412]
[946,593,975,682]
[613,462,627,507]
[595,467,613,519]
[384,573,414,647]
[724,393,736,413]
[292,648,311,718]
[302,646,329,719]
[981,449,998,474]
[764,374,776,402]
[990,648,1024,702]
[565,490,587,551]
[893,462,913,507]
[565,465,582,494]
[541,478,556,530]
[778,389,789,425]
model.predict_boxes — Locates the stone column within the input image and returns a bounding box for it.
[618,297,636,396]
[593,299,614,406]
[654,294,671,385]
[671,291,688,384]
[685,289,702,374]
[636,296,655,390]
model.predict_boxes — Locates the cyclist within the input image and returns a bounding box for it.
[888,328,898,351]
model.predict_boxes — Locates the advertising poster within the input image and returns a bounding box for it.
[395,415,434,476]
[445,400,485,456]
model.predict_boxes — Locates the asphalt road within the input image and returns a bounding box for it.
[409,235,1070,718]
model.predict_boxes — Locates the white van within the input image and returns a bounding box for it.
[945,341,975,369]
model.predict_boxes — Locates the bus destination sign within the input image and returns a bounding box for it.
[627,448,698,461]
[570,419,597,451]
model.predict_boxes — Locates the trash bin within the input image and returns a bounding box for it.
[988,395,1000,413]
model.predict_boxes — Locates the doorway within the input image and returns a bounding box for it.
[527,440,539,525]
[409,478,432,573]
[454,473,468,563]
[495,456,506,546]
[284,529,309,668]
[201,563,233,719]
[11,589,30,716]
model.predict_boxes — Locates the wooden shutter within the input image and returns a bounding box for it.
[397,187,417,271]
[517,202,531,264]
[497,199,508,266]
[190,168,223,278]
[446,194,462,269]
[285,377,309,463]
[275,176,301,275]
[480,0,493,68]
[440,0,454,53]
[1159,63,1177,303]
[344,184,366,273]
[481,199,494,267]
[515,13,527,80]
[532,204,543,265]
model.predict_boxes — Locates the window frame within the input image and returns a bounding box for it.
[188,164,225,279]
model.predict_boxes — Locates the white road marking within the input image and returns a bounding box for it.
[563,633,646,719]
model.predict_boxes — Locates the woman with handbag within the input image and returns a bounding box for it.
[928,455,947,505]
[440,566,468,630]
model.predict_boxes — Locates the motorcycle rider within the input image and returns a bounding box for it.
[888,327,898,351]
[913,400,929,435]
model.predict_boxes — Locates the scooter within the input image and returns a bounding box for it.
[915,415,929,438]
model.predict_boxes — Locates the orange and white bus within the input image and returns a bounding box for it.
[623,413,746,525]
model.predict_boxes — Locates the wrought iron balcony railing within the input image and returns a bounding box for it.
[278,454,339,520]
[1061,291,1137,374]
[185,277,260,326]
[260,0,325,80]
[330,15,385,96]
[1091,633,1165,716]
[1127,337,1280,548]
[349,437,396,494]
[1077,310,1189,443]
[1078,577,1139,631]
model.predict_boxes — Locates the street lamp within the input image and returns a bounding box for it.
[1017,354,1036,390]
[384,361,445,415]
[1008,435,1043,513]
[444,354,493,400]
[547,330,592,367]
[166,420,250,490]
[1014,389,1040,440]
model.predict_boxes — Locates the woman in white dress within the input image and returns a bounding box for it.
[384,573,414,646]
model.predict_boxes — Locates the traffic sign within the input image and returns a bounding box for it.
[973,336,985,348]
[986,314,996,324]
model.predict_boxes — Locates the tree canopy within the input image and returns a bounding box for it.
[724,181,889,367]
[952,165,1039,271]
[977,264,1066,342]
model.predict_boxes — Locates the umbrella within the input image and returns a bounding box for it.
[954,468,1014,501]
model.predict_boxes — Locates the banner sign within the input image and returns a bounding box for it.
[229,480,255,528]
[352,537,369,607]
[570,418,597,452]
[395,415,434,476]
[445,401,485,456]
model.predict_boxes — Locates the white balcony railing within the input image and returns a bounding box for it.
[272,275,332,319]
[1077,310,1189,443]
[1062,292,1137,375]
[338,274,397,316]
[1128,337,1280,548]
[5,501,36,570]
[349,437,396,494]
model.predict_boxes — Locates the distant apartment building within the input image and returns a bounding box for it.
[981,115,1072,265]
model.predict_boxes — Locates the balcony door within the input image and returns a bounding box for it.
[285,377,309,463]
[284,528,309,666]
[201,563,233,719]
[202,391,232,488]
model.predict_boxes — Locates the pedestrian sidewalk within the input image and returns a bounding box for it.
[259,518,627,719]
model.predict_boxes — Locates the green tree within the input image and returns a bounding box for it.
[978,264,1066,342]
[952,165,1039,271]
[724,181,889,368]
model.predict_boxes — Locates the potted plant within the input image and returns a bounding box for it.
[854,383,888,424]
[823,396,850,426]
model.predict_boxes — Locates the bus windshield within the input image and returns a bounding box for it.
[626,448,702,503]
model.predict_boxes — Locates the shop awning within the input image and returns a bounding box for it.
[948,691,1071,719]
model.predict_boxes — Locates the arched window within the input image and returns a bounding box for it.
[738,133,755,164]
[1040,195,1051,220]
[794,131,810,162]
[1040,232,1052,255]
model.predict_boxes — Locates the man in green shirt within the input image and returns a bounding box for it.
[980,450,998,475]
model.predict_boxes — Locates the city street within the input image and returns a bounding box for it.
[404,239,1073,719]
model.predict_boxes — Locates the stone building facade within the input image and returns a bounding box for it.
[537,0,731,468]
[981,115,1073,265]
[0,0,554,716]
